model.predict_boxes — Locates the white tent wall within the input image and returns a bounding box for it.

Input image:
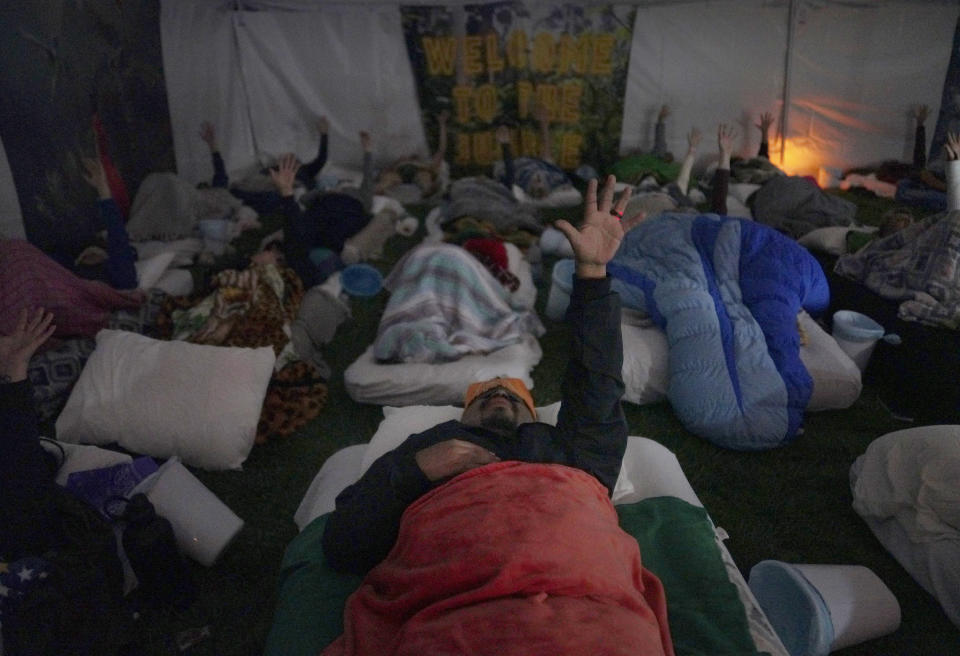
[162,1,425,184]
[161,2,258,186]
[234,7,425,174]
[0,134,25,239]
[161,0,960,184]
[785,1,956,176]
[621,0,789,163]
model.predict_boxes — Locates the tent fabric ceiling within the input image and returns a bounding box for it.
[162,0,960,184]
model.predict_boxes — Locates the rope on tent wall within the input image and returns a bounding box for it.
[778,0,798,166]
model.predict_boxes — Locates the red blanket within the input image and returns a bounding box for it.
[324,461,674,656]
[0,240,142,341]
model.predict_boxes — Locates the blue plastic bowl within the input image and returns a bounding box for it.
[340,263,383,297]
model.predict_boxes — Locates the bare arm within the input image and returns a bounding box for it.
[430,110,449,171]
[676,128,701,195]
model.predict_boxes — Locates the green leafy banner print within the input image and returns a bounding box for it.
[401,2,635,176]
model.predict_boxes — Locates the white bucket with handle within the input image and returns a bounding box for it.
[831,311,899,372]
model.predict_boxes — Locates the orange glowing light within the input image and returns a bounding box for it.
[769,137,824,178]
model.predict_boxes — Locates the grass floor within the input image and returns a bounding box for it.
[128,194,960,655]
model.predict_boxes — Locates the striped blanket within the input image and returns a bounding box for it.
[373,243,544,363]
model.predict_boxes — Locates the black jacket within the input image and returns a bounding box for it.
[322,275,627,575]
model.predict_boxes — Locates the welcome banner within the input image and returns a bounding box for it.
[401,2,635,176]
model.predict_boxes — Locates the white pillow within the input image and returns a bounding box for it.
[620,313,863,411]
[135,251,177,290]
[621,323,670,405]
[797,311,862,410]
[351,403,698,514]
[56,330,276,470]
[796,226,853,255]
[851,425,960,541]
[344,334,542,407]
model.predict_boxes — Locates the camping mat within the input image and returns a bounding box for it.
[264,496,761,656]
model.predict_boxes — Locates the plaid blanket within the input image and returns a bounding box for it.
[374,243,543,363]
[835,210,960,329]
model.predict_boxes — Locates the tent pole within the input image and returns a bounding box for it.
[779,0,798,165]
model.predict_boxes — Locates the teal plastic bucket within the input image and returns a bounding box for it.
[546,259,575,321]
[832,311,884,372]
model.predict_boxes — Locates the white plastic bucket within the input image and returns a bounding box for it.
[545,259,575,321]
[132,458,244,567]
[748,560,901,656]
[832,310,885,372]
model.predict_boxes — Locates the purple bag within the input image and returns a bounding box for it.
[65,457,159,518]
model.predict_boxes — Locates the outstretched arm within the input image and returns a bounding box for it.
[945,131,960,211]
[653,104,670,158]
[297,116,330,184]
[357,130,374,212]
[711,124,736,215]
[430,110,449,171]
[83,156,138,289]
[552,176,631,493]
[535,104,554,163]
[200,121,229,188]
[913,104,929,170]
[676,127,701,195]
[496,125,516,189]
[1,308,62,559]
[756,111,773,159]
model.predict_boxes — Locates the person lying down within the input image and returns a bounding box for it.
[319,177,675,656]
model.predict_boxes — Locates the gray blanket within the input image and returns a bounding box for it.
[443,177,543,235]
[752,176,856,238]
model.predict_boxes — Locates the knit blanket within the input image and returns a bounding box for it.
[323,461,674,656]
[834,210,960,329]
[373,243,544,363]
[0,239,143,341]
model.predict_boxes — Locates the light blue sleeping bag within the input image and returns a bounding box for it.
[608,213,829,450]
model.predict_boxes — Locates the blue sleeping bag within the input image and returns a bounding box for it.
[608,213,829,450]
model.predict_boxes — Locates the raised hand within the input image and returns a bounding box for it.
[718,123,737,156]
[269,153,301,197]
[686,128,702,152]
[658,104,671,122]
[946,132,960,161]
[913,104,930,126]
[756,111,774,136]
[0,307,56,382]
[316,116,329,135]
[359,130,372,153]
[554,175,631,279]
[415,439,500,481]
[437,109,450,125]
[199,121,218,151]
[82,157,111,199]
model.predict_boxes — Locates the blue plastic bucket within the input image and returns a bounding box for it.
[832,311,884,372]
[546,259,575,321]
